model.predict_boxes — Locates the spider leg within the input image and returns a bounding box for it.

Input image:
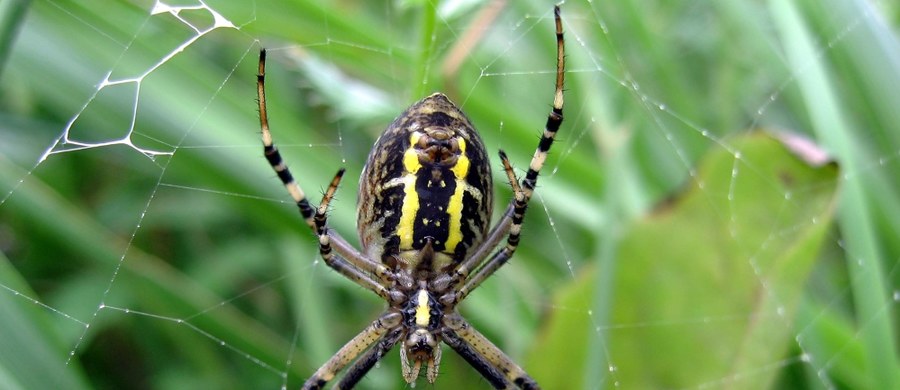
[258,49,316,229]
[443,5,565,302]
[334,327,404,389]
[451,153,525,302]
[312,169,396,300]
[440,153,522,303]
[442,328,511,389]
[443,313,539,390]
[258,49,397,296]
[302,311,402,390]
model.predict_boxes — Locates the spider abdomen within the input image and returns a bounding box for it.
[358,93,493,273]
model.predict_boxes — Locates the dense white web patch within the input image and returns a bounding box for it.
[1,0,898,389]
[40,1,237,163]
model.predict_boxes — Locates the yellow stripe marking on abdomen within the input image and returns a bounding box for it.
[396,133,423,249]
[444,138,469,253]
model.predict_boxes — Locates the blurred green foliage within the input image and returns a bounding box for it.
[1,0,898,389]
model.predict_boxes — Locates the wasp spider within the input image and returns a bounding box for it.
[257,6,564,389]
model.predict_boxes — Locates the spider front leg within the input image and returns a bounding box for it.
[442,5,565,304]
[257,49,398,301]
[258,49,316,229]
[452,151,528,302]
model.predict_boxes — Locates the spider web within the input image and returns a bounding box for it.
[1,0,898,389]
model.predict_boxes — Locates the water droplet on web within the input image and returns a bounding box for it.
[893,290,900,301]
[776,306,785,316]
[587,310,593,316]
[608,364,617,372]
[800,353,811,362]
[658,103,666,111]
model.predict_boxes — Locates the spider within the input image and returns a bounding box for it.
[256,6,564,389]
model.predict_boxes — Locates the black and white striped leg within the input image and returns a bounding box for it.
[258,49,394,298]
[313,168,345,265]
[310,170,393,299]
[258,48,316,229]
[314,168,393,285]
[445,5,565,303]
[448,159,521,289]
[451,152,526,301]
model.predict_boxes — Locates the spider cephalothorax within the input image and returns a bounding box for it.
[256,6,565,389]
[399,286,443,382]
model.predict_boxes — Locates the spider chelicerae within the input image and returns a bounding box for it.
[257,6,564,389]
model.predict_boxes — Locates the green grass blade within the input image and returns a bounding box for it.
[770,1,900,388]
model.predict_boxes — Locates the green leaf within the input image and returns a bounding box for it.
[529,133,839,389]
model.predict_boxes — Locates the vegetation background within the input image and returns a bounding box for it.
[0,0,897,389]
